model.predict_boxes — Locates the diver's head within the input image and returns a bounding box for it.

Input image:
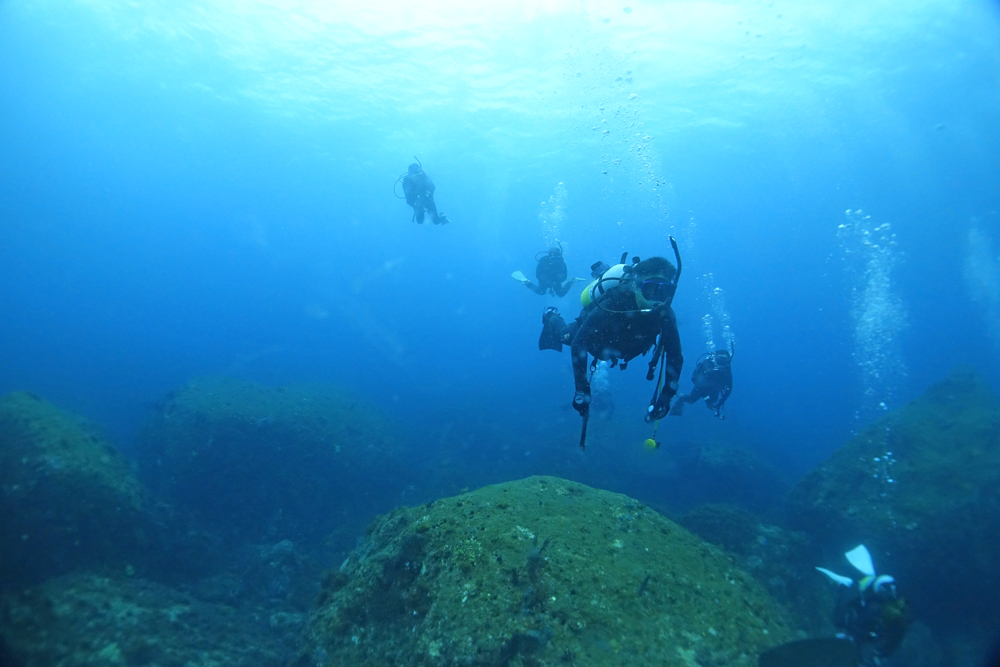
[408,163,421,175]
[632,256,677,310]
[548,246,563,258]
[872,575,897,597]
[714,350,732,366]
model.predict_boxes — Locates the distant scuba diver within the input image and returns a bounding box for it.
[512,243,585,297]
[818,544,911,666]
[395,157,449,225]
[669,347,733,418]
[538,239,685,449]
[759,544,911,667]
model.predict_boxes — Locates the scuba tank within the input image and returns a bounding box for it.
[580,262,631,308]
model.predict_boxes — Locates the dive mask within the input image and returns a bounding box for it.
[640,278,674,305]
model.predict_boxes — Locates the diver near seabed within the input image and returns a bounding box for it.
[395,157,449,225]
[818,544,911,666]
[759,544,910,667]
[538,238,684,450]
[669,346,733,418]
[512,243,585,297]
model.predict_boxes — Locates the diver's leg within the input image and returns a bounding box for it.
[524,281,547,295]
[413,205,426,224]
[669,389,703,416]
[681,387,706,404]
[704,390,721,410]
[425,196,441,224]
[552,281,574,298]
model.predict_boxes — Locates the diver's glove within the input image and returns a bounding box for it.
[646,393,673,422]
[573,390,591,415]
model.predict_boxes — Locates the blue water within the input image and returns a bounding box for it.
[1,0,999,489]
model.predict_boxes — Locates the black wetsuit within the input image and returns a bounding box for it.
[835,587,910,665]
[674,353,732,413]
[546,287,682,415]
[402,170,442,224]
[525,254,573,297]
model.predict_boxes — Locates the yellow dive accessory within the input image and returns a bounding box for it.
[581,264,629,307]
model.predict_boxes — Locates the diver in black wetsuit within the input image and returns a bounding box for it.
[515,245,583,297]
[400,161,448,225]
[670,349,732,418]
[812,544,912,667]
[539,246,684,427]
[834,577,910,666]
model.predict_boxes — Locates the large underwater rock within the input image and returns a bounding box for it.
[0,572,299,667]
[299,476,794,667]
[787,368,1000,627]
[0,392,168,588]
[679,503,832,635]
[136,376,406,547]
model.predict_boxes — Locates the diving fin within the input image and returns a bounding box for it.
[511,271,530,284]
[844,544,876,577]
[539,309,566,352]
[815,567,854,587]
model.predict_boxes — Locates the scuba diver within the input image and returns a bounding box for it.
[396,158,449,225]
[669,347,733,418]
[538,239,684,449]
[512,243,585,297]
[817,544,912,666]
[760,544,910,667]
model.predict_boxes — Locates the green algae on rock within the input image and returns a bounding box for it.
[0,573,296,667]
[136,376,404,546]
[0,392,160,588]
[679,504,832,635]
[299,476,793,667]
[787,367,1000,627]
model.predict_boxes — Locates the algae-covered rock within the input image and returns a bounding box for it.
[136,376,404,546]
[0,392,163,588]
[786,367,1000,625]
[679,504,831,635]
[0,573,298,667]
[300,476,793,667]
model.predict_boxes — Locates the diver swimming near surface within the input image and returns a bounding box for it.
[538,239,684,449]
[395,157,449,225]
[512,242,585,297]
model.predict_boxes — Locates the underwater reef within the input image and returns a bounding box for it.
[136,376,406,547]
[0,572,299,667]
[787,367,1000,629]
[678,503,832,635]
[298,476,794,667]
[0,392,174,588]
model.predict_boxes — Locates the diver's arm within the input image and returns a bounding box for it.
[658,309,683,402]
[570,340,591,395]
[718,370,733,405]
[569,316,594,412]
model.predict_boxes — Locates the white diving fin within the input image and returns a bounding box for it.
[815,567,854,587]
[844,544,876,577]
[511,271,529,283]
